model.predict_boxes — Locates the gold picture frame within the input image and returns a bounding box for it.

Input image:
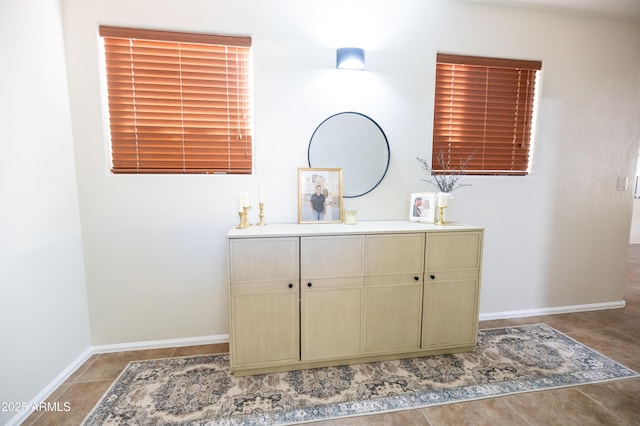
[298,168,343,223]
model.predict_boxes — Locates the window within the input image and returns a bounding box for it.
[432,53,542,175]
[99,26,252,174]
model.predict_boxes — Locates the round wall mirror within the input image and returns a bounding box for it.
[308,112,390,198]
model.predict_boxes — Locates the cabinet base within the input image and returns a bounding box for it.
[231,344,476,376]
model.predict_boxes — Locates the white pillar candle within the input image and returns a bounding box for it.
[238,193,244,212]
[259,181,264,203]
[438,192,447,207]
[243,192,249,207]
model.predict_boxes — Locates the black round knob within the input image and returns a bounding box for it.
[430,274,436,280]
[288,283,293,288]
[414,276,419,281]
[307,282,312,287]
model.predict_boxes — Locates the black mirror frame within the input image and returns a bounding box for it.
[308,112,390,198]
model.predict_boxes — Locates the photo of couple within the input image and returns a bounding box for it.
[409,192,436,223]
[298,168,342,223]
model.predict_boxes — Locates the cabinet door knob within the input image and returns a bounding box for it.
[288,283,293,288]
[430,274,436,280]
[307,282,312,287]
[414,276,419,281]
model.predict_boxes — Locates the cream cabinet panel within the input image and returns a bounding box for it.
[301,280,363,361]
[300,235,364,361]
[301,235,364,279]
[364,233,424,354]
[422,279,479,349]
[423,231,482,350]
[230,281,300,369]
[229,237,299,282]
[364,281,422,353]
[426,232,481,272]
[365,233,425,275]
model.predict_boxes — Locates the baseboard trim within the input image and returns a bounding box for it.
[91,333,230,354]
[6,347,94,426]
[479,300,626,321]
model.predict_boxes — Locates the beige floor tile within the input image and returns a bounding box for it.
[74,347,175,382]
[502,387,627,425]
[422,397,527,426]
[578,377,640,425]
[63,354,99,385]
[309,408,429,425]
[22,380,113,426]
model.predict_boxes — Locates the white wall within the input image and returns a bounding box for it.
[59,0,640,345]
[0,1,91,424]
[630,199,640,243]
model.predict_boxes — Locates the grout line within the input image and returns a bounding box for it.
[419,408,434,425]
[575,386,631,425]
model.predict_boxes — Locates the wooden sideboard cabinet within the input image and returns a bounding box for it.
[227,221,483,375]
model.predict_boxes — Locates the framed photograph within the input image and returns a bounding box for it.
[409,192,436,223]
[298,168,343,223]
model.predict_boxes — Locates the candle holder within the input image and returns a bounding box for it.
[256,202,266,226]
[235,211,246,229]
[242,205,252,227]
[436,206,447,225]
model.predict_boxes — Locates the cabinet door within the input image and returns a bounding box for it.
[300,235,365,361]
[301,279,363,361]
[230,281,299,369]
[229,237,299,283]
[228,237,300,371]
[300,235,364,279]
[421,278,479,349]
[425,232,481,272]
[364,234,424,354]
[365,233,425,275]
[364,279,423,353]
[422,231,482,349]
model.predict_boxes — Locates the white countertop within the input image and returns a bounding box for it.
[227,220,483,238]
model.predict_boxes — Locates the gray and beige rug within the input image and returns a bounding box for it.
[83,324,637,425]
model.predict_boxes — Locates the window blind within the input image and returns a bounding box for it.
[433,53,542,175]
[99,26,253,174]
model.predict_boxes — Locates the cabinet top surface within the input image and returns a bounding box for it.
[227,221,483,239]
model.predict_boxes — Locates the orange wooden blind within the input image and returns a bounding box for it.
[99,26,253,174]
[433,53,542,175]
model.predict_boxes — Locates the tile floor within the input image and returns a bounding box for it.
[23,246,640,425]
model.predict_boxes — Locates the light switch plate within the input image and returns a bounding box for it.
[617,176,629,191]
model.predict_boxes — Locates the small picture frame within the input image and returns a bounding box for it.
[409,192,436,223]
[298,168,343,223]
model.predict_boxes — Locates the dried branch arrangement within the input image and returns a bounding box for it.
[417,151,475,193]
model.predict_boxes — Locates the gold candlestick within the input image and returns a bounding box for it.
[242,205,252,227]
[436,206,447,225]
[235,211,246,229]
[256,202,266,226]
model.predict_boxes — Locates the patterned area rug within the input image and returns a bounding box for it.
[83,324,637,425]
